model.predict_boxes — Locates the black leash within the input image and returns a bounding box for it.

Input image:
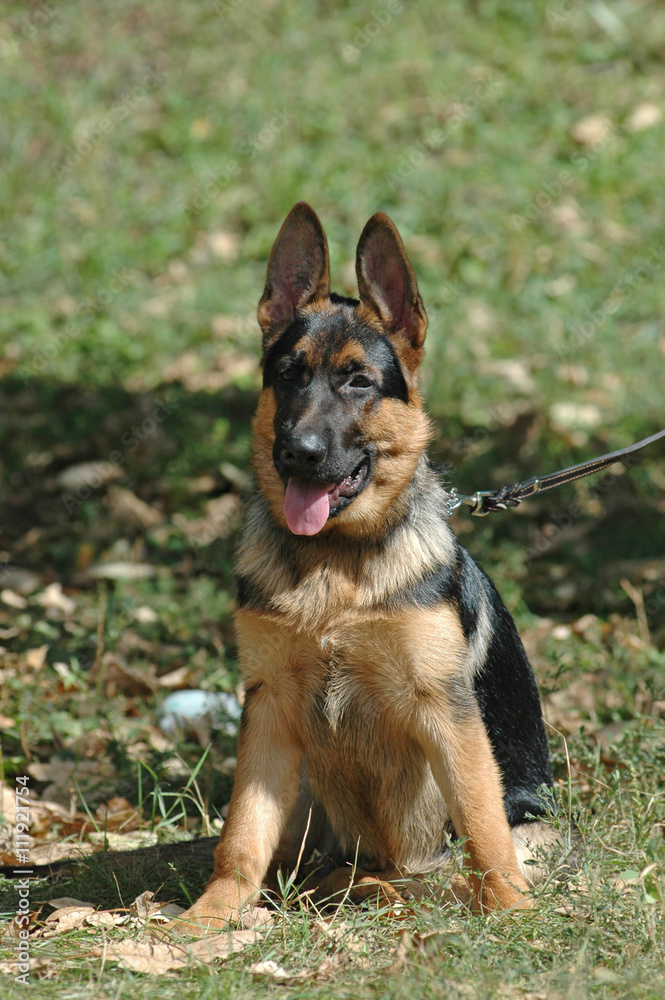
[449,427,665,517]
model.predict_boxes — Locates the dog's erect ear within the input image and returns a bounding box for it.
[257,202,330,348]
[355,213,427,350]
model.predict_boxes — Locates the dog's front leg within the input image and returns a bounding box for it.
[412,703,531,913]
[176,681,304,931]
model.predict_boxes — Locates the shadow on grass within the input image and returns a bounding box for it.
[1,374,663,625]
[0,375,258,581]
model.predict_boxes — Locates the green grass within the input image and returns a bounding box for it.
[1,0,664,995]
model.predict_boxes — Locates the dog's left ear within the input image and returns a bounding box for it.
[355,213,427,350]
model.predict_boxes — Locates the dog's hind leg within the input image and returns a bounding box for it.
[511,820,578,885]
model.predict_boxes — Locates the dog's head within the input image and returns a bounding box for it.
[253,202,432,538]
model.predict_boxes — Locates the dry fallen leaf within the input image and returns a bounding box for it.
[55,461,124,492]
[570,114,614,148]
[389,928,469,971]
[27,842,99,865]
[550,199,588,237]
[626,102,662,133]
[188,930,261,962]
[105,486,165,530]
[130,890,163,922]
[97,938,189,974]
[148,903,185,924]
[478,359,535,394]
[241,906,276,929]
[95,796,141,832]
[162,350,258,392]
[1,588,27,609]
[25,645,49,670]
[208,231,239,261]
[157,665,196,689]
[249,959,313,984]
[0,781,18,826]
[35,582,76,617]
[86,562,156,581]
[98,654,156,696]
[47,897,95,909]
[134,604,159,623]
[86,910,126,928]
[29,757,115,802]
[549,402,602,433]
[250,953,345,984]
[99,929,261,973]
[172,494,241,547]
[41,902,126,933]
[0,568,40,595]
[0,957,53,979]
[45,905,96,934]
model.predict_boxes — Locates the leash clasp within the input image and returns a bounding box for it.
[448,488,494,517]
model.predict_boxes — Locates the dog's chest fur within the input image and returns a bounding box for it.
[299,632,452,869]
[235,590,465,870]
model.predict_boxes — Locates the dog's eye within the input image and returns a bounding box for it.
[280,368,295,382]
[349,375,373,389]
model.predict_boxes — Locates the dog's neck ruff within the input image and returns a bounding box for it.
[236,456,457,629]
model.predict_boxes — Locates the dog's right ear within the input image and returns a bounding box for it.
[257,202,330,349]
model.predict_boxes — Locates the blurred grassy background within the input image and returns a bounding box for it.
[3,0,665,413]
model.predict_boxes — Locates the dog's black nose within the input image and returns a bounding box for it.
[280,432,327,472]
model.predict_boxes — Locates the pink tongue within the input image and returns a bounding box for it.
[283,478,332,535]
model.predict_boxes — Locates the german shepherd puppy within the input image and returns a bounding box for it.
[180,203,555,930]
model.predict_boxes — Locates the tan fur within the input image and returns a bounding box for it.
[252,388,287,529]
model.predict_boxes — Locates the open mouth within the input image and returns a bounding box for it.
[283,459,370,536]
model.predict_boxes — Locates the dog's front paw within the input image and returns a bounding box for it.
[471,873,534,914]
[166,893,241,936]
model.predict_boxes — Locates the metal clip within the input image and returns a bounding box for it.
[448,488,494,517]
